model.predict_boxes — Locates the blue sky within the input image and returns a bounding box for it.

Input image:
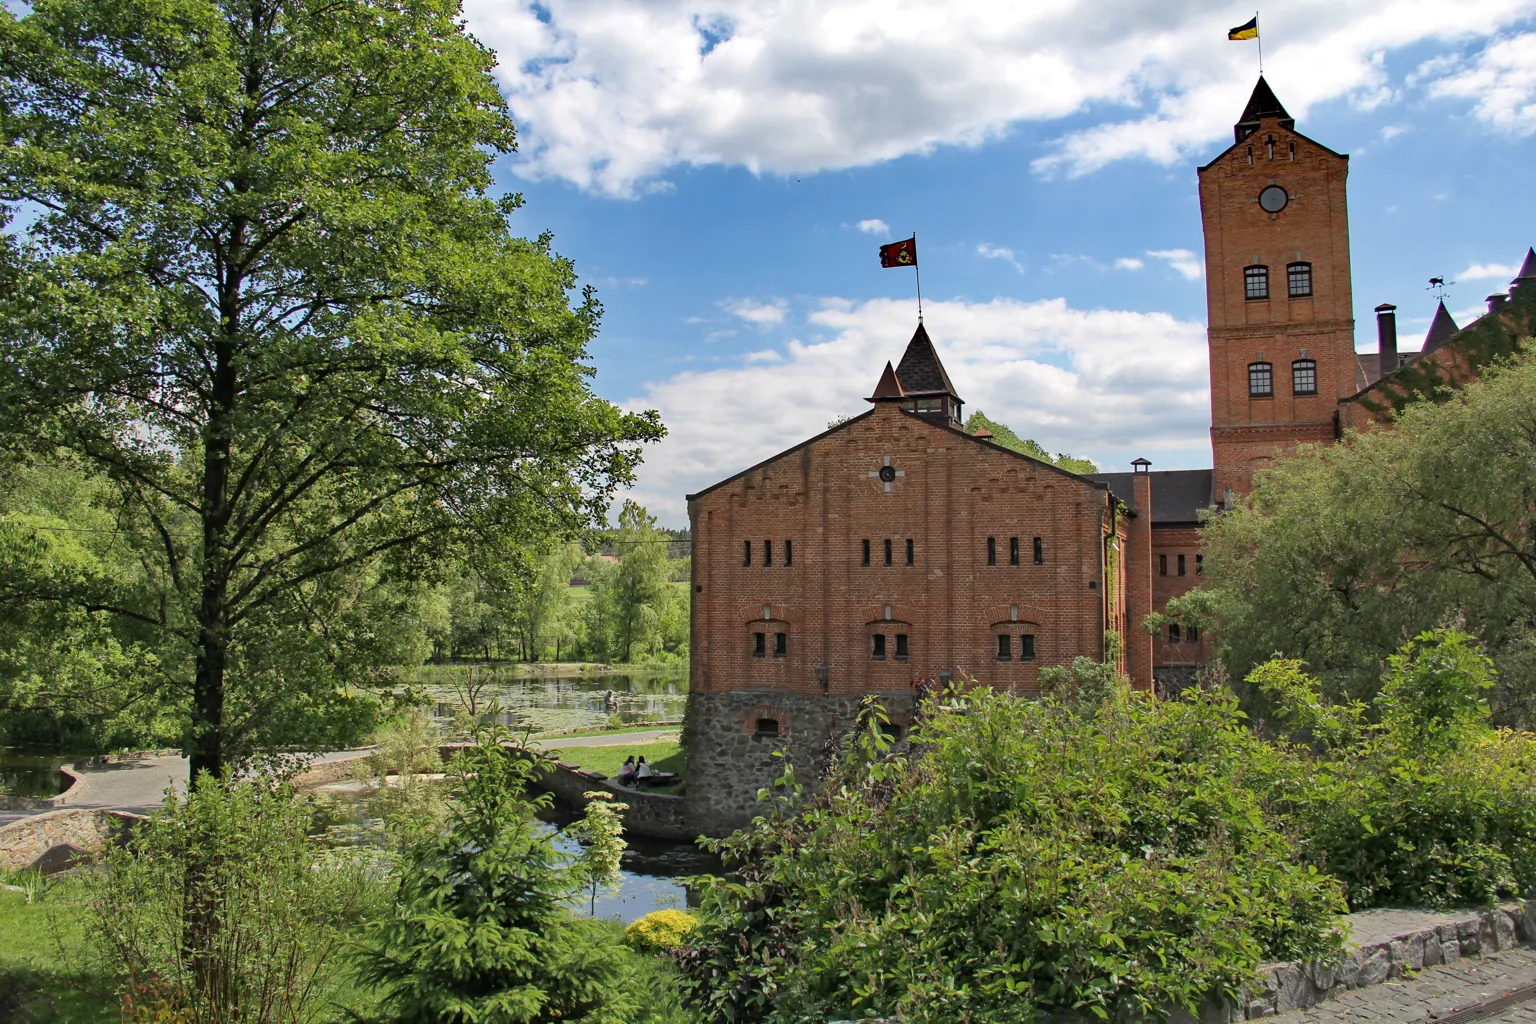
[468,1,1536,525]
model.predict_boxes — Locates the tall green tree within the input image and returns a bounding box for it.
[1172,341,1536,717]
[0,0,662,780]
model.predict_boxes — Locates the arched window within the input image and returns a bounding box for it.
[1248,362,1274,397]
[1287,261,1313,297]
[755,718,780,737]
[1292,359,1318,396]
[1244,265,1269,300]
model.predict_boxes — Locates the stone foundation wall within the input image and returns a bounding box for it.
[683,689,914,838]
[529,756,688,841]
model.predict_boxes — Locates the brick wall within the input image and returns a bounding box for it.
[1200,112,1356,500]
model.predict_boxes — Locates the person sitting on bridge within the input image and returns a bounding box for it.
[617,756,638,786]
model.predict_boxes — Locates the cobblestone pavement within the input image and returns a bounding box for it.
[1272,947,1536,1023]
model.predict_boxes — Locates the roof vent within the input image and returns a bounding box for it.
[1375,304,1398,377]
[1489,293,1509,314]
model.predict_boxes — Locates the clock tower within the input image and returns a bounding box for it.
[1199,77,1356,501]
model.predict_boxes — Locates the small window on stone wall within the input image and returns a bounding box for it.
[894,633,909,661]
[870,634,887,661]
[1019,634,1036,660]
[880,723,901,741]
[773,632,787,658]
[755,718,780,737]
[753,632,766,657]
[996,634,1012,661]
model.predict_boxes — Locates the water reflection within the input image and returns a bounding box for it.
[309,777,716,925]
[0,748,80,798]
[402,664,689,734]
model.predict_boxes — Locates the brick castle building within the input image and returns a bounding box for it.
[682,77,1536,836]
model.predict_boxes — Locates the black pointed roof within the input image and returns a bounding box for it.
[1515,247,1536,282]
[893,322,959,398]
[1234,75,1295,142]
[1422,301,1460,355]
[867,360,905,402]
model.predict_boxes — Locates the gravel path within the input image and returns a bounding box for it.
[0,749,374,825]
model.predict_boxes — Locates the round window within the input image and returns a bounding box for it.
[1259,185,1288,213]
[878,465,897,483]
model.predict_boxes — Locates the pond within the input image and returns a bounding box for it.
[403,663,689,735]
[309,777,717,925]
[0,748,81,798]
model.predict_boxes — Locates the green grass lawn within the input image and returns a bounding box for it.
[0,880,117,1023]
[545,741,685,795]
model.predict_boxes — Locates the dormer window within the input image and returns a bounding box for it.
[1249,362,1274,398]
[1244,265,1269,301]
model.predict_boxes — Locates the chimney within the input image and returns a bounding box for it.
[1374,303,1398,377]
[1488,293,1509,314]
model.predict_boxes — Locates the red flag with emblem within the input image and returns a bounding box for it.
[879,237,917,268]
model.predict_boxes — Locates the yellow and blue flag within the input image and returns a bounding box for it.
[1228,16,1259,40]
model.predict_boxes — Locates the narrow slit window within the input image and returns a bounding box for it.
[1196,554,1203,575]
[1178,554,1186,577]
[996,634,1012,661]
[987,537,996,565]
[1249,362,1274,397]
[884,538,893,566]
[763,540,772,566]
[906,539,914,565]
[1033,537,1043,564]
[743,540,751,566]
[773,632,787,658]
[870,634,887,661]
[1188,625,1201,643]
[1019,634,1036,660]
[1246,145,1254,166]
[1292,359,1318,396]
[1009,537,1020,565]
[1244,265,1270,301]
[1288,141,1296,161]
[894,633,909,661]
[785,540,793,566]
[753,632,766,658]
[862,539,870,566]
[1159,554,1168,576]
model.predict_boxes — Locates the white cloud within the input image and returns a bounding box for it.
[1379,123,1411,140]
[856,218,891,236]
[1115,257,1145,271]
[977,243,1024,273]
[723,297,789,326]
[1147,249,1204,281]
[1424,33,1536,135]
[619,296,1210,521]
[469,0,1535,195]
[1460,262,1519,280]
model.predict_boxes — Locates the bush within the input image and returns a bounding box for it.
[354,722,668,1023]
[87,770,378,1024]
[625,910,698,953]
[677,681,1347,1024]
[1258,630,1536,908]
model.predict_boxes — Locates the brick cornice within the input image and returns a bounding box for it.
[1207,320,1355,343]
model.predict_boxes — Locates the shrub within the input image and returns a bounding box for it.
[677,682,1347,1024]
[354,721,654,1023]
[87,770,377,1024]
[1258,630,1536,908]
[625,910,699,953]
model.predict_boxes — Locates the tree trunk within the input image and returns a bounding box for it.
[191,334,236,788]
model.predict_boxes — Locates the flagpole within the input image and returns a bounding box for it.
[1256,11,1263,74]
[913,231,924,323]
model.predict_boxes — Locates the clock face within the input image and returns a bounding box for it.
[1259,185,1289,213]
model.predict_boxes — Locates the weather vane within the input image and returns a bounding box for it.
[1427,276,1453,302]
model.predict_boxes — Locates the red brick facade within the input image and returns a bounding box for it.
[1199,78,1357,501]
[686,398,1127,699]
